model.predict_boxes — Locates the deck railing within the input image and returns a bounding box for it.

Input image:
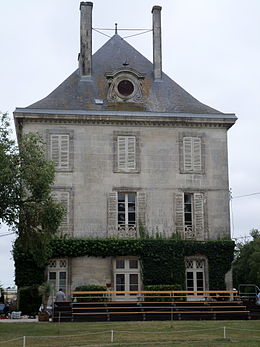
[71,290,239,302]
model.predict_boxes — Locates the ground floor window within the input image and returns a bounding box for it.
[113,257,141,296]
[48,258,68,295]
[185,258,207,295]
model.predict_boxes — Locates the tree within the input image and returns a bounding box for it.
[0,113,64,272]
[233,229,260,288]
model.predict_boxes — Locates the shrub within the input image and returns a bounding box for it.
[18,286,42,315]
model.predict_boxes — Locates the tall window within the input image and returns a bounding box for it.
[118,193,136,229]
[48,259,68,295]
[50,134,69,169]
[185,258,206,295]
[113,258,140,297]
[107,191,146,238]
[117,136,136,171]
[175,192,205,240]
[181,136,202,173]
[48,129,73,171]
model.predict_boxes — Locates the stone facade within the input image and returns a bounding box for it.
[14,3,236,296]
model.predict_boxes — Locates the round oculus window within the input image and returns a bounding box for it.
[117,80,134,97]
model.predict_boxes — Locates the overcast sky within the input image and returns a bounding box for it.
[0,0,259,287]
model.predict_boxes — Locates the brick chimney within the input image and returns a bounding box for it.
[79,2,93,78]
[152,5,162,81]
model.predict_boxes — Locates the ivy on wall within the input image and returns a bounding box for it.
[13,238,234,290]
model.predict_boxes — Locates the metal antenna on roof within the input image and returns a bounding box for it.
[115,23,118,35]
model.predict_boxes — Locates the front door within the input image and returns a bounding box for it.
[185,258,205,301]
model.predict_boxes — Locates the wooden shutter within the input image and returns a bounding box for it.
[50,134,69,169]
[117,136,136,171]
[60,135,69,169]
[193,138,202,172]
[183,137,193,172]
[194,193,204,239]
[175,192,184,234]
[137,192,146,227]
[107,192,117,236]
[127,136,136,170]
[183,137,201,172]
[53,191,70,231]
[50,135,60,167]
[118,136,126,170]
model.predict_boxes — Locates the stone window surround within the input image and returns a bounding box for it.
[113,131,141,173]
[179,132,205,174]
[46,128,74,172]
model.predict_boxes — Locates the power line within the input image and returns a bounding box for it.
[93,27,151,31]
[232,192,260,199]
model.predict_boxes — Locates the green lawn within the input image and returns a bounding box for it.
[0,320,260,346]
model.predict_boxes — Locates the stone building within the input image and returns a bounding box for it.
[14,3,236,298]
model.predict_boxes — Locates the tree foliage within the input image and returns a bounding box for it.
[233,229,260,288]
[0,113,64,268]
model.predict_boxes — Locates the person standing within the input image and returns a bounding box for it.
[256,290,260,305]
[55,288,66,302]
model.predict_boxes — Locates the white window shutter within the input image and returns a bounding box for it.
[183,137,193,172]
[107,192,117,236]
[117,136,136,171]
[118,136,126,170]
[175,192,184,234]
[127,136,136,170]
[194,193,204,239]
[50,134,69,169]
[50,135,60,167]
[193,137,202,172]
[183,137,202,172]
[137,192,146,227]
[53,191,70,231]
[60,135,69,169]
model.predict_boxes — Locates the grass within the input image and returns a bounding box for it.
[0,320,260,346]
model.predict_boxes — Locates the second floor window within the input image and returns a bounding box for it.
[50,134,70,170]
[118,193,136,227]
[182,136,202,173]
[117,136,136,171]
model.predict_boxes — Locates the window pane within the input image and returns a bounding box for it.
[129,259,138,269]
[128,193,135,203]
[184,194,192,204]
[118,193,125,202]
[116,260,125,269]
[49,272,56,280]
[116,274,125,291]
[186,272,193,279]
[118,203,125,211]
[59,272,66,280]
[185,213,192,222]
[118,213,125,224]
[130,274,138,291]
[128,203,135,212]
[128,213,135,223]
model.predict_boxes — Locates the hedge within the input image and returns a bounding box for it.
[13,238,235,290]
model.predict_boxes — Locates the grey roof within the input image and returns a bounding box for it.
[27,35,222,114]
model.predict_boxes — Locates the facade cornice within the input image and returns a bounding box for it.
[14,108,237,130]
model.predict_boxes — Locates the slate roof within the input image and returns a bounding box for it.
[27,35,222,114]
